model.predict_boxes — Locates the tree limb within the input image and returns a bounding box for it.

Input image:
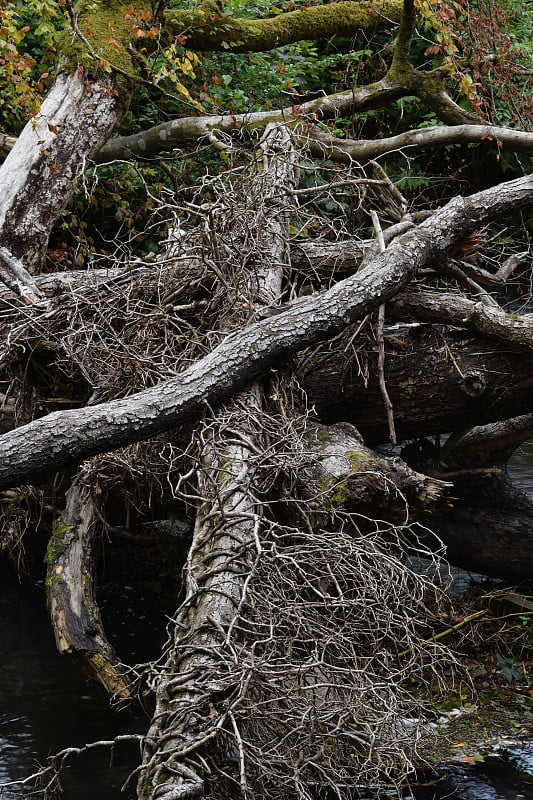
[389,285,533,353]
[305,123,533,164]
[163,0,403,53]
[0,173,530,489]
[46,480,131,700]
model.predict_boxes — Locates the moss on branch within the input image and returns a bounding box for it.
[164,0,403,53]
[59,0,152,94]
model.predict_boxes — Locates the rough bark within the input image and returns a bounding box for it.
[139,124,298,800]
[0,70,123,274]
[0,174,531,490]
[45,481,131,699]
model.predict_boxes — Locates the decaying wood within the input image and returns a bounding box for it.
[301,325,533,443]
[46,481,130,699]
[0,70,122,274]
[0,174,531,490]
[302,422,452,523]
[139,124,298,800]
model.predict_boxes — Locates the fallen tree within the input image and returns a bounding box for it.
[0,0,533,798]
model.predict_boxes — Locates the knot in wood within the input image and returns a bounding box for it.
[460,369,486,397]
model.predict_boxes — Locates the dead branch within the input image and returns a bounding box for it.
[46,479,131,700]
[0,173,531,489]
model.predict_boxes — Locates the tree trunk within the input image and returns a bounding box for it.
[421,472,533,584]
[301,325,533,443]
[0,70,123,275]
[0,175,531,489]
[139,124,298,800]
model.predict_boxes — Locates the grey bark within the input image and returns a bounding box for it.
[0,70,123,274]
[0,173,531,490]
[139,123,299,800]
[301,422,452,523]
[300,325,533,444]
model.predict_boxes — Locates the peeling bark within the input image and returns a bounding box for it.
[0,70,123,273]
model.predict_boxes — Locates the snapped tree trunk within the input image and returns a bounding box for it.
[46,481,131,699]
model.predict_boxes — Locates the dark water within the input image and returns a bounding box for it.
[0,560,162,799]
[0,447,532,800]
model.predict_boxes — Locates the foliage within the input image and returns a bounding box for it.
[416,0,533,129]
[0,0,67,132]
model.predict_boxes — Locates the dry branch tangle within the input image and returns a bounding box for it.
[138,123,299,800]
[0,174,531,490]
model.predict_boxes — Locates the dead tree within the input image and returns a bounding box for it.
[1,0,533,798]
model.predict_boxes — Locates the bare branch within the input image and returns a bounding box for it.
[0,172,530,489]
[304,123,533,164]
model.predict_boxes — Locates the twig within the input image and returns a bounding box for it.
[398,609,489,657]
[370,210,397,445]
[0,246,44,305]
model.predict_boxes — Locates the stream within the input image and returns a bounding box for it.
[0,447,532,800]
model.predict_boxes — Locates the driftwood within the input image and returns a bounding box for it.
[0,1,532,797]
[0,71,122,276]
[139,124,298,800]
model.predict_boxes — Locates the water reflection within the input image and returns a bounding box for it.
[508,441,533,493]
[0,561,142,799]
[1,439,533,800]
[410,747,533,800]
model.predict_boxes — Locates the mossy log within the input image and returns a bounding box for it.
[301,422,452,523]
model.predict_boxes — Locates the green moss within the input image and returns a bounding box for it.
[345,449,373,469]
[320,476,348,506]
[165,0,402,53]
[44,520,70,588]
[44,520,69,565]
[59,0,151,95]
